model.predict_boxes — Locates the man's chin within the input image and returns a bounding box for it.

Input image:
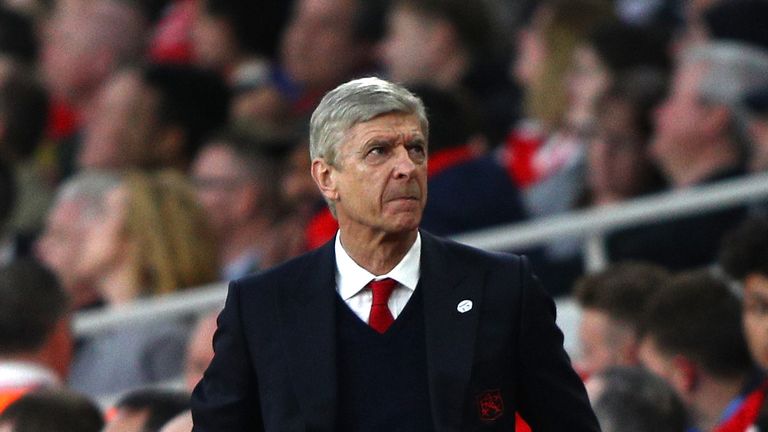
[384,215,422,234]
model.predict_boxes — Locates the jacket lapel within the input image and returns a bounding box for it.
[420,231,484,431]
[276,241,338,431]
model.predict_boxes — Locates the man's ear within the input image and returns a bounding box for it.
[671,355,699,394]
[311,158,339,202]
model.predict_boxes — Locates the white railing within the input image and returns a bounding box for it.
[73,172,768,338]
[74,282,228,337]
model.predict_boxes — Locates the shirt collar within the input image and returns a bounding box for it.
[0,361,60,388]
[335,231,421,301]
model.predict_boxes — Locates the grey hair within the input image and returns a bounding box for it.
[591,366,688,432]
[55,170,122,222]
[309,77,428,167]
[684,42,768,157]
[684,42,768,108]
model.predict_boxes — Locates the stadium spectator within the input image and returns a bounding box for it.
[190,131,283,279]
[720,216,768,371]
[35,171,121,311]
[279,140,330,252]
[41,0,147,142]
[68,170,218,397]
[512,14,671,219]
[281,0,376,92]
[379,0,518,142]
[104,388,189,432]
[585,366,688,432]
[233,0,382,132]
[504,0,613,215]
[508,4,672,292]
[639,270,758,432]
[0,259,71,413]
[78,64,230,172]
[573,261,669,379]
[540,70,670,293]
[415,86,528,235]
[566,21,670,141]
[609,42,768,270]
[742,86,768,172]
[582,69,668,207]
[720,216,768,430]
[190,0,291,83]
[511,0,612,136]
[0,389,103,432]
[183,310,217,392]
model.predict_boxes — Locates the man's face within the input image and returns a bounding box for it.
[316,112,427,236]
[743,274,768,370]
[566,44,610,130]
[380,6,436,84]
[41,6,99,100]
[650,63,711,173]
[588,99,646,199]
[75,186,127,284]
[281,143,322,216]
[35,199,86,289]
[280,0,362,90]
[191,144,254,236]
[79,70,158,169]
[576,308,636,379]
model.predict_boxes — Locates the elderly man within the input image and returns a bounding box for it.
[191,77,598,431]
[609,41,768,270]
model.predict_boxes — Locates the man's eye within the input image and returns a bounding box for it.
[408,145,426,161]
[408,145,425,154]
[747,299,768,316]
[364,146,389,163]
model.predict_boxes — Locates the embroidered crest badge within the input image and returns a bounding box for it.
[477,389,504,421]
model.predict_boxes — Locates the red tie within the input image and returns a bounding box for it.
[368,278,397,333]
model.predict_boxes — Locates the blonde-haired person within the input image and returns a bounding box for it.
[504,0,614,218]
[503,0,615,294]
[513,0,614,134]
[68,169,220,398]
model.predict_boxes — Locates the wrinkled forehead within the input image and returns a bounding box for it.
[343,112,426,145]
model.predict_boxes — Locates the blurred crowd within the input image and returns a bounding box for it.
[0,0,768,430]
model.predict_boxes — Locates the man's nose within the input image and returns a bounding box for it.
[392,146,417,178]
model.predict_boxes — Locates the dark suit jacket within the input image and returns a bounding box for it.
[191,231,599,431]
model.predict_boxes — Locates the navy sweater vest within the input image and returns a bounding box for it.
[335,287,435,431]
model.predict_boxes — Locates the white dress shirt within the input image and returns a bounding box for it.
[335,232,421,324]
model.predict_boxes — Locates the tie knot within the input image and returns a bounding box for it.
[369,278,397,306]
